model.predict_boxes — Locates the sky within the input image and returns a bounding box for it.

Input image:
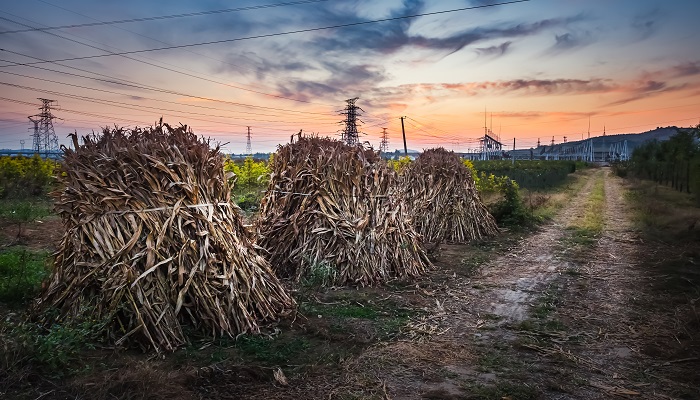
[1,0,699,153]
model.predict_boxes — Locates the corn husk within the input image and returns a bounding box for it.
[255,136,432,286]
[400,148,498,243]
[35,122,294,351]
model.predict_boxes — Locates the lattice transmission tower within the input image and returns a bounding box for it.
[246,126,252,156]
[379,127,389,153]
[28,98,60,157]
[340,97,363,146]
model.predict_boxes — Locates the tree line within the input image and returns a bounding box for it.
[624,125,700,198]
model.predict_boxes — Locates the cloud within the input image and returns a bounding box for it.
[604,82,689,107]
[475,41,511,57]
[631,9,660,41]
[275,62,388,102]
[490,111,595,120]
[436,78,615,96]
[306,2,586,58]
[547,31,594,53]
[672,62,700,78]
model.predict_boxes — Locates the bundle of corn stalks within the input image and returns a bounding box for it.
[400,148,498,243]
[35,122,294,351]
[256,136,432,286]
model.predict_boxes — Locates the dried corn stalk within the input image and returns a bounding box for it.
[35,122,294,351]
[400,148,498,243]
[256,137,432,286]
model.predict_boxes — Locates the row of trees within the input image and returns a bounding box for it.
[626,125,700,197]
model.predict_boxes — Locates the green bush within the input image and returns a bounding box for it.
[224,156,270,211]
[487,179,538,227]
[471,160,577,190]
[0,155,56,199]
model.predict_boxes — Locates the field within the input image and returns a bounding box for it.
[1,154,699,399]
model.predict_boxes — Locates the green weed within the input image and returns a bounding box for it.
[234,335,311,364]
[0,247,50,304]
[462,381,539,399]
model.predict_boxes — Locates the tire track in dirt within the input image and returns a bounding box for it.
[458,169,601,329]
[333,169,605,399]
[538,169,700,399]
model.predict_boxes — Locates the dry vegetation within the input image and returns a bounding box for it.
[400,148,498,244]
[35,123,294,351]
[256,136,432,286]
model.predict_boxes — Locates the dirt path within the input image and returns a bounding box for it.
[329,168,699,399]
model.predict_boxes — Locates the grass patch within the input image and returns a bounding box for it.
[0,200,52,241]
[462,381,539,400]
[234,335,312,365]
[564,169,605,248]
[624,179,700,296]
[476,349,506,372]
[0,247,50,304]
[530,283,560,320]
[300,301,380,319]
[460,253,489,276]
[1,310,108,378]
[625,180,700,243]
[527,169,593,221]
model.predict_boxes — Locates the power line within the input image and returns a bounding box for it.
[0,96,148,125]
[0,16,336,107]
[0,60,338,122]
[0,0,529,66]
[0,69,335,118]
[0,0,329,34]
[35,1,269,84]
[0,81,338,127]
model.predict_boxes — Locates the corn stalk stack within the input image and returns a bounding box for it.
[35,122,294,351]
[256,136,432,286]
[400,148,498,243]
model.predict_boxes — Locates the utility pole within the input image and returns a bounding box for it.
[512,137,515,165]
[400,116,407,156]
[245,126,252,156]
[28,98,59,158]
[340,97,362,146]
[379,127,389,154]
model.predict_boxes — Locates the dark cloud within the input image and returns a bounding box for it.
[305,0,586,57]
[548,31,593,53]
[317,15,585,56]
[249,57,315,80]
[638,80,666,92]
[605,81,688,107]
[275,62,388,102]
[465,78,613,95]
[631,9,660,41]
[490,110,596,120]
[672,61,700,78]
[475,41,511,57]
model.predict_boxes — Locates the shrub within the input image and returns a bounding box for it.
[0,155,56,199]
